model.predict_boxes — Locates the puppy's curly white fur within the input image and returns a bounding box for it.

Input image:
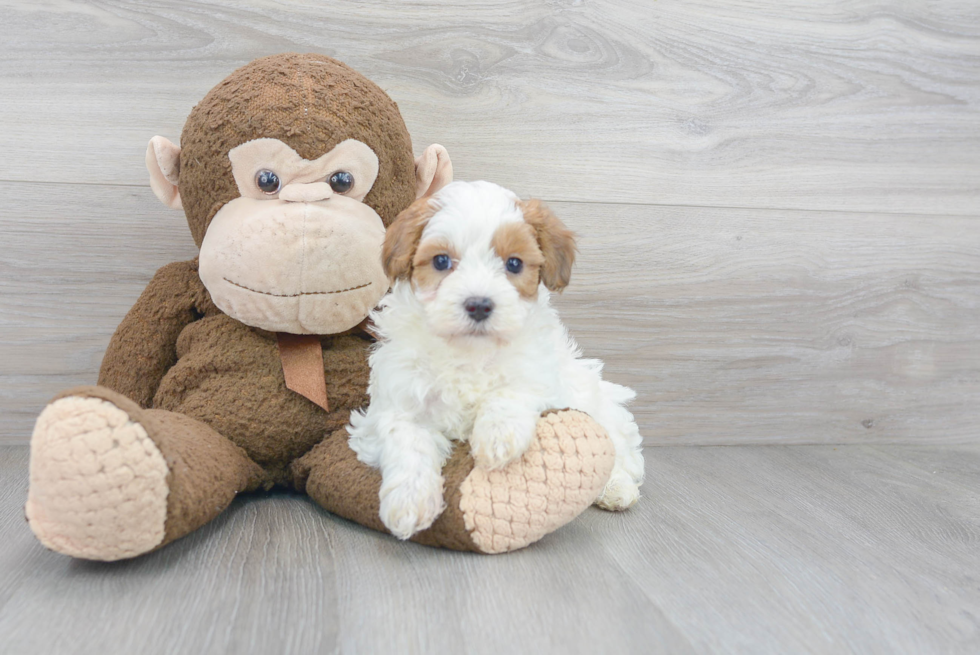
[347,181,645,540]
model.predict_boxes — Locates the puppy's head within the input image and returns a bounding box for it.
[383,181,576,340]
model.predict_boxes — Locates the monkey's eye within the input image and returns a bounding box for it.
[329,171,354,194]
[506,257,524,274]
[255,170,281,194]
[432,254,452,271]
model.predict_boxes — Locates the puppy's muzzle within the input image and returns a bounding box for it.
[463,297,494,323]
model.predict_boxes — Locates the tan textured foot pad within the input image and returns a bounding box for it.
[26,396,169,561]
[458,410,616,554]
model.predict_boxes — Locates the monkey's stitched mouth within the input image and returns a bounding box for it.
[223,278,372,297]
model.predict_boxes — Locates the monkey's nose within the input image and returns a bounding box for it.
[279,182,333,203]
[463,297,494,323]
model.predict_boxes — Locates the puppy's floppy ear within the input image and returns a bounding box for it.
[521,199,577,292]
[383,196,438,280]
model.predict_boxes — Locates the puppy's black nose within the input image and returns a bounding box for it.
[463,297,494,322]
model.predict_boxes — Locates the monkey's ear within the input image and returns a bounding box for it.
[414,144,453,199]
[146,136,183,210]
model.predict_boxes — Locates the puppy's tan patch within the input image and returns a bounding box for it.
[383,196,439,280]
[492,222,545,299]
[519,199,577,291]
[411,238,457,293]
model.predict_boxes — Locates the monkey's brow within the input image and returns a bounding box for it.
[223,278,372,297]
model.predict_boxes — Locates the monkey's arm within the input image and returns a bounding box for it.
[98,259,208,408]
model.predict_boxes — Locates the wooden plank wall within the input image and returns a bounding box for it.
[1,0,978,445]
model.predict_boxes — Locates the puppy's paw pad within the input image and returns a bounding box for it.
[471,436,523,470]
[379,478,445,540]
[470,417,536,470]
[594,469,641,511]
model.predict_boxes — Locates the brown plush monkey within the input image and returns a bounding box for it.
[25,54,615,560]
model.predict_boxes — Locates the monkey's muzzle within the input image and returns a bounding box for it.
[199,196,389,334]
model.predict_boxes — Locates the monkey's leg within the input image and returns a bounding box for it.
[291,410,616,554]
[26,386,266,561]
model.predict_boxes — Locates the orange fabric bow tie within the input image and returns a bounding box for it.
[276,333,329,412]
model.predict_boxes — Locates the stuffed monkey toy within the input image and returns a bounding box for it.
[25,54,615,559]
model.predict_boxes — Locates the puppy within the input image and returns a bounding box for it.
[347,181,645,540]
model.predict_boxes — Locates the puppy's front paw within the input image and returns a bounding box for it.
[379,473,446,540]
[595,467,641,511]
[470,411,538,470]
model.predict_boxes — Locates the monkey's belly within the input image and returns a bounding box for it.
[152,315,370,483]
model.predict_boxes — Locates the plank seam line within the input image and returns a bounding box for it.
[545,197,980,219]
[2,180,978,220]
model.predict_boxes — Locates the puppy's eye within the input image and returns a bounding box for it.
[329,171,354,193]
[506,257,523,274]
[432,254,452,271]
[256,170,281,194]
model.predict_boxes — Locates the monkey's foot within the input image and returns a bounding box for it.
[457,410,616,553]
[26,395,169,561]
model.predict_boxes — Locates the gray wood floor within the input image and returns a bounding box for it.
[2,444,979,655]
[1,1,979,654]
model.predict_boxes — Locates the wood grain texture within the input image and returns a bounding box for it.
[555,201,980,445]
[578,444,980,655]
[0,452,340,654]
[2,444,978,654]
[0,0,978,213]
[2,183,977,445]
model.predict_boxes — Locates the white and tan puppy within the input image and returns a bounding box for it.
[347,181,645,540]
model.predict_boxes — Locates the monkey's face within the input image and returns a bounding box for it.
[196,138,389,334]
[146,54,453,335]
